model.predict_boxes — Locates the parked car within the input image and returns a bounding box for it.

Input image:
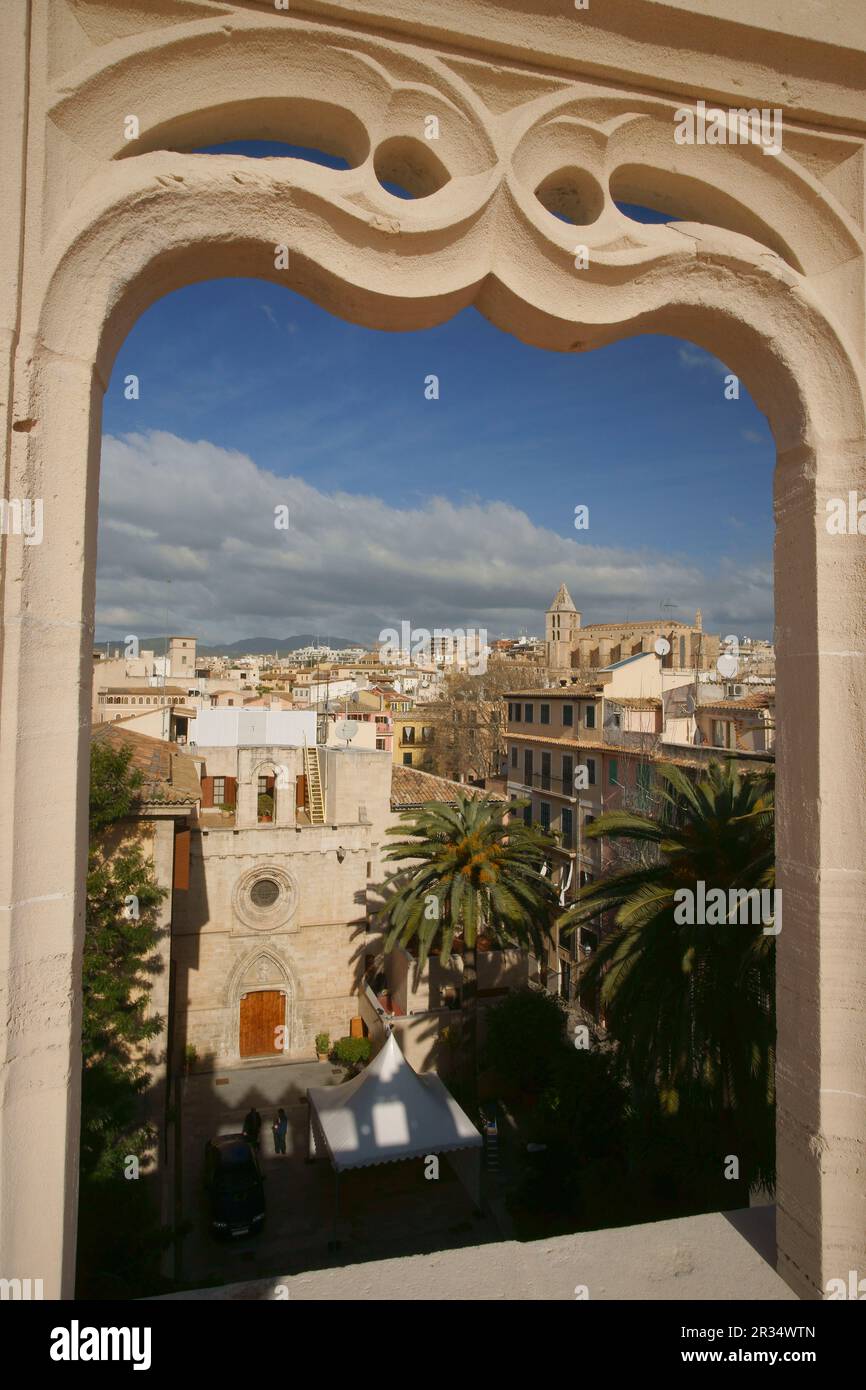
[203,1134,265,1238]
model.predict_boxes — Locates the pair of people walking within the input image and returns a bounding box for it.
[243,1104,288,1154]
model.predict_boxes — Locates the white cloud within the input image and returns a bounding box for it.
[677,344,728,376]
[96,431,772,643]
[260,303,299,335]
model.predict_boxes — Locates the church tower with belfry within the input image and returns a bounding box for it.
[543,583,719,674]
[546,582,581,673]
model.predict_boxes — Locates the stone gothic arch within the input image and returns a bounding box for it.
[1,1,864,1300]
[236,755,292,827]
[223,944,298,1061]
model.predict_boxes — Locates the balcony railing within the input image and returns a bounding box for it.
[509,771,594,795]
[508,732,775,778]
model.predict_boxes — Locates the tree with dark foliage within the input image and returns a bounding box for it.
[76,741,171,1298]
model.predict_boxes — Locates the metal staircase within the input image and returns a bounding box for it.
[480,1107,500,1173]
[303,741,326,824]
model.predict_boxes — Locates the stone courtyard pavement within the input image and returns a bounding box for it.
[175,1059,499,1290]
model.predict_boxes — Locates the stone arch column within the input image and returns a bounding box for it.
[1,8,864,1299]
[234,755,296,828]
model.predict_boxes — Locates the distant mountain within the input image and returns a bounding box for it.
[199,635,362,657]
[96,634,363,657]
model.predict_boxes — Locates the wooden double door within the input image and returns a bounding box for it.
[239,989,285,1058]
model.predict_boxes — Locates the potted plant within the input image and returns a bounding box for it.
[257,792,274,822]
[315,1032,330,1062]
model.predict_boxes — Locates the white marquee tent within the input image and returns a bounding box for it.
[307,1032,483,1229]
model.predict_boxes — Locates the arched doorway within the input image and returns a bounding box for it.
[239,989,286,1060]
[1,6,864,1300]
[226,947,297,1063]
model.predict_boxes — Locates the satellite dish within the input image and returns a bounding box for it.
[334,719,360,743]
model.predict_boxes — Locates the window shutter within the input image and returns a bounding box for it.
[224,776,237,808]
[201,776,214,808]
[173,828,190,890]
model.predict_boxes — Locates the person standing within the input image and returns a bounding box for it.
[243,1106,262,1149]
[273,1107,288,1155]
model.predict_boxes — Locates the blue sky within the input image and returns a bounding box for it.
[97,146,774,647]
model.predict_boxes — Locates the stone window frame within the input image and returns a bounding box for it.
[231,864,300,933]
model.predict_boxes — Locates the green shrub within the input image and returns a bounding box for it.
[257,793,274,818]
[482,987,567,1094]
[534,1047,627,1159]
[315,1032,330,1056]
[331,1036,372,1067]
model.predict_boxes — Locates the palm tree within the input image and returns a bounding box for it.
[558,759,775,1190]
[380,794,559,1097]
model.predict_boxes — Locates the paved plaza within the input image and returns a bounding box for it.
[176,1059,499,1288]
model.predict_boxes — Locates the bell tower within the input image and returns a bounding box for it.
[546,583,581,672]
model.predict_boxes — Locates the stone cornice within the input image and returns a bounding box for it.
[236,0,866,133]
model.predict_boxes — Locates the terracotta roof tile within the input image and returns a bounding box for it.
[390,766,505,810]
[99,685,188,695]
[699,692,775,714]
[505,687,601,697]
[505,732,610,752]
[606,697,662,709]
[91,723,200,806]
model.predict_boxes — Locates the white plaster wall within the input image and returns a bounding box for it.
[604,654,663,699]
[189,708,316,747]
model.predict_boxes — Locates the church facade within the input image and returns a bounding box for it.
[545,583,720,677]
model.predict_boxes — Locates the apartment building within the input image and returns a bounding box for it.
[392,711,435,768]
[506,663,775,1005]
[95,685,196,740]
[91,646,160,720]
[354,684,413,716]
[505,686,613,997]
[328,704,393,753]
[695,688,776,753]
[167,635,197,679]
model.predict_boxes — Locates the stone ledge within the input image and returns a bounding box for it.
[155,1206,799,1301]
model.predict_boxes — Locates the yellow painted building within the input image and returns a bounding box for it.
[392,711,436,768]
